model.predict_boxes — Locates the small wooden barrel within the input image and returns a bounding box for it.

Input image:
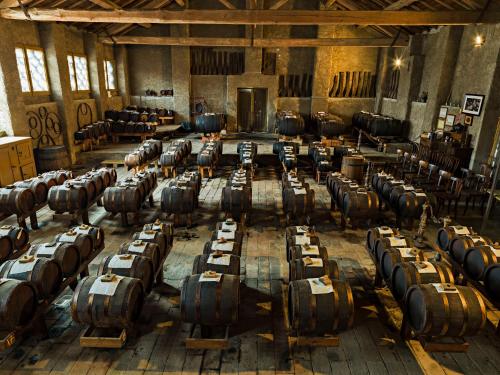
[117,177,146,200]
[366,226,398,253]
[83,172,104,195]
[381,179,404,201]
[70,177,97,203]
[0,279,38,330]
[103,186,142,213]
[48,183,88,213]
[289,258,339,281]
[55,230,93,261]
[342,189,379,219]
[99,254,155,294]
[334,180,358,208]
[0,186,36,216]
[161,185,196,214]
[374,236,410,262]
[221,186,252,217]
[132,230,168,261]
[395,190,428,219]
[192,253,241,275]
[71,275,145,329]
[0,255,62,299]
[436,226,474,251]
[14,177,49,205]
[180,273,240,326]
[341,156,365,182]
[181,171,201,195]
[0,235,13,263]
[197,150,215,167]
[0,225,29,250]
[29,242,80,277]
[96,167,117,187]
[42,170,72,185]
[203,240,242,257]
[288,277,354,335]
[39,174,57,190]
[371,172,392,194]
[288,244,328,263]
[449,235,492,264]
[405,283,486,338]
[391,261,454,301]
[71,224,105,251]
[379,247,425,281]
[34,146,71,173]
[463,245,500,281]
[210,229,244,245]
[143,220,174,248]
[124,151,144,168]
[160,149,183,167]
[283,187,315,216]
[119,240,161,273]
[484,264,500,301]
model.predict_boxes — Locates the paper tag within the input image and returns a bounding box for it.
[9,258,37,275]
[389,237,407,247]
[307,278,334,295]
[58,232,78,243]
[89,275,124,296]
[221,221,237,231]
[207,254,231,266]
[403,185,415,191]
[290,182,303,188]
[295,226,309,234]
[378,227,394,235]
[0,226,12,236]
[199,272,222,283]
[34,243,61,256]
[243,159,252,164]
[398,248,417,258]
[306,258,324,267]
[349,183,359,189]
[166,151,176,155]
[231,186,243,191]
[294,188,307,195]
[217,230,235,240]
[139,232,156,240]
[471,236,486,244]
[127,242,147,254]
[413,191,427,197]
[432,283,459,294]
[108,255,135,269]
[295,235,311,245]
[211,241,234,252]
[452,226,470,235]
[287,175,297,181]
[414,261,436,274]
[301,245,320,256]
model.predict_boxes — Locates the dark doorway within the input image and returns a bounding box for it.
[237,88,267,133]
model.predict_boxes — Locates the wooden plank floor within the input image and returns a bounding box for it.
[0,138,499,375]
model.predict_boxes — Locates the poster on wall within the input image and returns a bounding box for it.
[439,106,448,119]
[462,94,485,116]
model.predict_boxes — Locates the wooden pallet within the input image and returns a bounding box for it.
[198,165,215,179]
[321,136,343,147]
[107,185,156,226]
[201,133,221,142]
[185,324,230,349]
[0,202,47,230]
[111,132,155,143]
[80,327,128,349]
[279,135,302,144]
[289,335,340,347]
[162,165,177,178]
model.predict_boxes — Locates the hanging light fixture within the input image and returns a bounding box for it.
[394,57,403,69]
[474,34,485,47]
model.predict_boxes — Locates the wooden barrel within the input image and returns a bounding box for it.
[29,242,80,277]
[0,279,38,330]
[374,236,410,262]
[161,185,195,214]
[119,240,161,273]
[171,179,199,208]
[0,235,13,263]
[288,244,328,263]
[99,254,155,294]
[72,224,105,250]
[71,274,145,329]
[0,225,29,250]
[290,258,339,281]
[0,186,35,216]
[371,172,392,194]
[288,277,354,335]
[83,172,104,195]
[395,190,428,219]
[391,261,454,301]
[463,245,500,281]
[89,168,110,189]
[334,180,358,208]
[103,186,142,213]
[449,235,492,264]
[39,174,57,190]
[366,226,398,253]
[160,149,183,167]
[210,229,244,245]
[484,264,500,301]
[436,226,474,251]
[48,183,88,213]
[55,230,93,261]
[197,150,215,167]
[14,177,49,205]
[283,187,315,216]
[180,273,239,326]
[381,179,404,201]
[34,146,71,173]
[221,186,252,217]
[380,247,425,281]
[132,230,168,261]
[96,167,117,187]
[70,176,97,203]
[143,220,174,248]
[286,232,320,251]
[124,151,144,168]
[342,189,379,218]
[181,171,201,195]
[405,283,486,338]
[0,255,62,299]
[42,170,72,185]
[192,253,241,275]
[341,156,365,182]
[203,240,242,257]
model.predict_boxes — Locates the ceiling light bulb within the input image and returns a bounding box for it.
[394,58,402,68]
[474,34,485,47]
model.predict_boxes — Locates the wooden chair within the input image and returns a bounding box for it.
[406,160,429,185]
[434,176,464,218]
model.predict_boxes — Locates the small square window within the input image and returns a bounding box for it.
[67,54,90,92]
[15,47,50,94]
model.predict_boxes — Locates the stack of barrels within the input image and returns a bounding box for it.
[159,139,192,176]
[74,121,111,144]
[286,225,354,337]
[71,221,173,332]
[366,225,487,340]
[308,142,332,178]
[276,142,299,172]
[282,171,315,225]
[352,111,404,137]
[276,111,305,137]
[0,170,72,218]
[197,140,223,176]
[161,170,202,225]
[104,107,161,134]
[195,113,226,134]
[124,139,163,171]
[221,168,252,223]
[326,172,379,226]
[103,170,157,217]
[312,112,348,138]
[0,225,29,264]
[48,167,117,214]
[237,141,257,172]
[437,225,500,302]
[181,219,242,332]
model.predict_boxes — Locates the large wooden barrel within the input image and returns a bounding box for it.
[436,226,474,251]
[161,185,195,214]
[374,236,411,262]
[203,239,242,257]
[192,253,241,275]
[28,242,80,277]
[0,279,38,330]
[103,186,142,213]
[290,258,339,281]
[0,186,36,216]
[210,229,244,245]
[449,235,492,264]
[48,183,88,213]
[366,226,398,253]
[484,264,500,301]
[463,245,500,281]
[288,277,354,335]
[0,225,29,250]
[288,244,328,263]
[405,283,486,338]
[341,156,365,182]
[132,230,168,261]
[55,230,93,261]
[14,177,49,205]
[70,176,97,203]
[71,224,104,251]
[221,186,252,218]
[34,146,71,173]
[335,180,358,208]
[119,240,161,272]
[71,274,145,329]
[180,273,239,326]
[391,261,454,301]
[99,254,155,294]
[380,247,425,281]
[283,187,315,216]
[0,235,13,263]
[42,170,72,185]
[0,255,62,299]
[342,189,379,219]
[143,220,174,248]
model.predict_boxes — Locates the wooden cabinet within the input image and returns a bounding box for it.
[0,137,37,187]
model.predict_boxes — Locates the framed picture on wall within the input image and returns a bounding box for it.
[445,114,456,127]
[437,118,445,130]
[439,106,448,119]
[462,94,485,116]
[464,115,473,126]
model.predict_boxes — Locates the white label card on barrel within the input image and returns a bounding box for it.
[199,272,222,283]
[489,246,500,257]
[166,151,176,155]
[398,248,416,258]
[389,237,407,247]
[290,182,303,187]
[413,191,427,197]
[109,255,135,269]
[306,258,324,267]
[74,227,91,235]
[128,243,147,254]
[35,243,61,256]
[221,222,237,231]
[432,283,459,294]
[211,241,234,252]
[287,175,297,181]
[231,186,243,191]
[403,185,415,191]
[295,235,310,245]
[9,259,37,275]
[207,254,231,266]
[90,275,124,296]
[296,226,309,234]
[452,226,470,235]
[139,232,156,240]
[301,245,320,256]
[243,159,252,164]
[0,227,11,236]
[308,278,334,294]
[294,188,307,195]
[217,230,235,240]
[58,233,77,243]
[472,236,486,244]
[378,227,393,235]
[414,261,436,274]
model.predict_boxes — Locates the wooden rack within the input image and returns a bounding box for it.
[108,186,156,226]
[111,132,155,143]
[185,324,230,349]
[0,202,47,230]
[289,334,340,347]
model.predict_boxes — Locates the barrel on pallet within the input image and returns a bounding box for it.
[119,240,162,273]
[283,186,315,216]
[48,183,88,213]
[55,230,93,261]
[103,186,142,213]
[436,226,474,251]
[379,247,425,281]
[192,253,241,275]
[0,186,36,216]
[0,279,38,330]
[289,258,339,281]
[449,235,492,264]
[288,277,354,335]
[366,226,399,253]
[28,242,80,277]
[221,186,252,219]
[161,185,196,214]
[0,225,29,251]
[14,177,49,205]
[71,274,145,329]
[99,254,155,294]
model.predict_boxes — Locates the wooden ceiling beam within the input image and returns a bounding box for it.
[0,0,33,8]
[2,9,500,25]
[89,0,152,28]
[269,0,289,10]
[218,0,237,9]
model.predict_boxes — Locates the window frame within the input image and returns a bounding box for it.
[15,45,50,96]
[103,59,117,93]
[67,53,90,93]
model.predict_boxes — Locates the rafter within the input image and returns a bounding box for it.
[269,0,289,10]
[0,0,33,8]
[384,0,421,10]
[218,0,236,9]
[89,0,151,28]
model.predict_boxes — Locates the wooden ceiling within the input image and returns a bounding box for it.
[0,0,498,43]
